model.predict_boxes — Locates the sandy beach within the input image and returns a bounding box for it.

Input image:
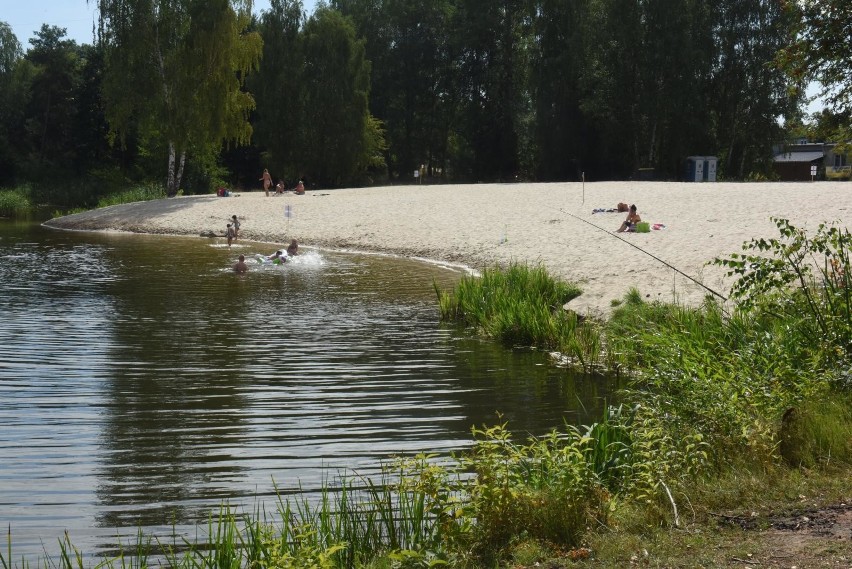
[45,181,852,315]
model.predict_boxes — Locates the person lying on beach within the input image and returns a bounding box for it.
[617,204,641,233]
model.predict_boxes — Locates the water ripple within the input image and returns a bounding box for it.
[0,223,616,559]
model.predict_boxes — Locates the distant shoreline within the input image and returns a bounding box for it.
[45,181,852,315]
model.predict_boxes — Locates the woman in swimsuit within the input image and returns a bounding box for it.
[617,204,641,233]
[260,169,273,196]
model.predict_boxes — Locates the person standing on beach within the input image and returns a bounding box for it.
[231,215,240,239]
[226,223,236,247]
[233,254,248,273]
[260,169,273,196]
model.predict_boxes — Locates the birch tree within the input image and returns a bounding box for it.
[94,0,262,195]
[0,22,24,183]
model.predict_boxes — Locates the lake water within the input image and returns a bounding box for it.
[0,219,617,560]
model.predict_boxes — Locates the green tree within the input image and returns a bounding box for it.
[577,0,643,178]
[23,25,82,177]
[530,0,589,180]
[778,0,852,145]
[251,0,305,181]
[580,0,715,179]
[352,0,455,180]
[451,0,533,181]
[95,0,263,195]
[0,21,21,75]
[709,0,797,179]
[295,7,380,186]
[0,22,25,184]
[71,43,120,180]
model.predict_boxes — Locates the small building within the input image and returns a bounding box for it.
[825,144,852,180]
[684,156,717,182]
[772,143,825,181]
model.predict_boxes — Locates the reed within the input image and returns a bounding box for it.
[436,263,587,358]
[1,405,652,569]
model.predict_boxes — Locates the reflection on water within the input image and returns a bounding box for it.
[0,220,619,558]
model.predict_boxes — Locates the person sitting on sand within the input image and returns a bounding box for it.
[275,180,286,195]
[234,254,248,274]
[295,180,305,195]
[286,239,299,256]
[617,204,641,233]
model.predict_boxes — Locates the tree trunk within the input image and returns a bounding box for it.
[166,142,180,198]
[176,151,186,194]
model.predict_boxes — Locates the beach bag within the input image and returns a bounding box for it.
[617,202,629,212]
[636,222,650,233]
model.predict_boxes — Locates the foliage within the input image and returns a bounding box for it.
[0,23,24,186]
[778,0,852,146]
[250,0,305,185]
[1,0,808,193]
[0,187,32,216]
[252,4,386,187]
[296,7,379,187]
[96,0,263,196]
[714,218,852,371]
[22,26,83,180]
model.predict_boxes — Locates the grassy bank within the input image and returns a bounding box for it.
[0,183,170,219]
[3,219,851,568]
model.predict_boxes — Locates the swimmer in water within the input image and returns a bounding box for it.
[267,250,287,264]
[234,254,248,274]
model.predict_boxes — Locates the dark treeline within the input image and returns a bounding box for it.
[0,0,803,205]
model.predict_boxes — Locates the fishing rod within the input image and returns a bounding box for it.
[555,206,730,303]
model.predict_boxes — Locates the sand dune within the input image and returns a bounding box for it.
[45,181,852,315]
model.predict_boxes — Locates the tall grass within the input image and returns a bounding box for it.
[435,263,610,370]
[0,187,33,217]
[436,263,582,347]
[97,183,168,207]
